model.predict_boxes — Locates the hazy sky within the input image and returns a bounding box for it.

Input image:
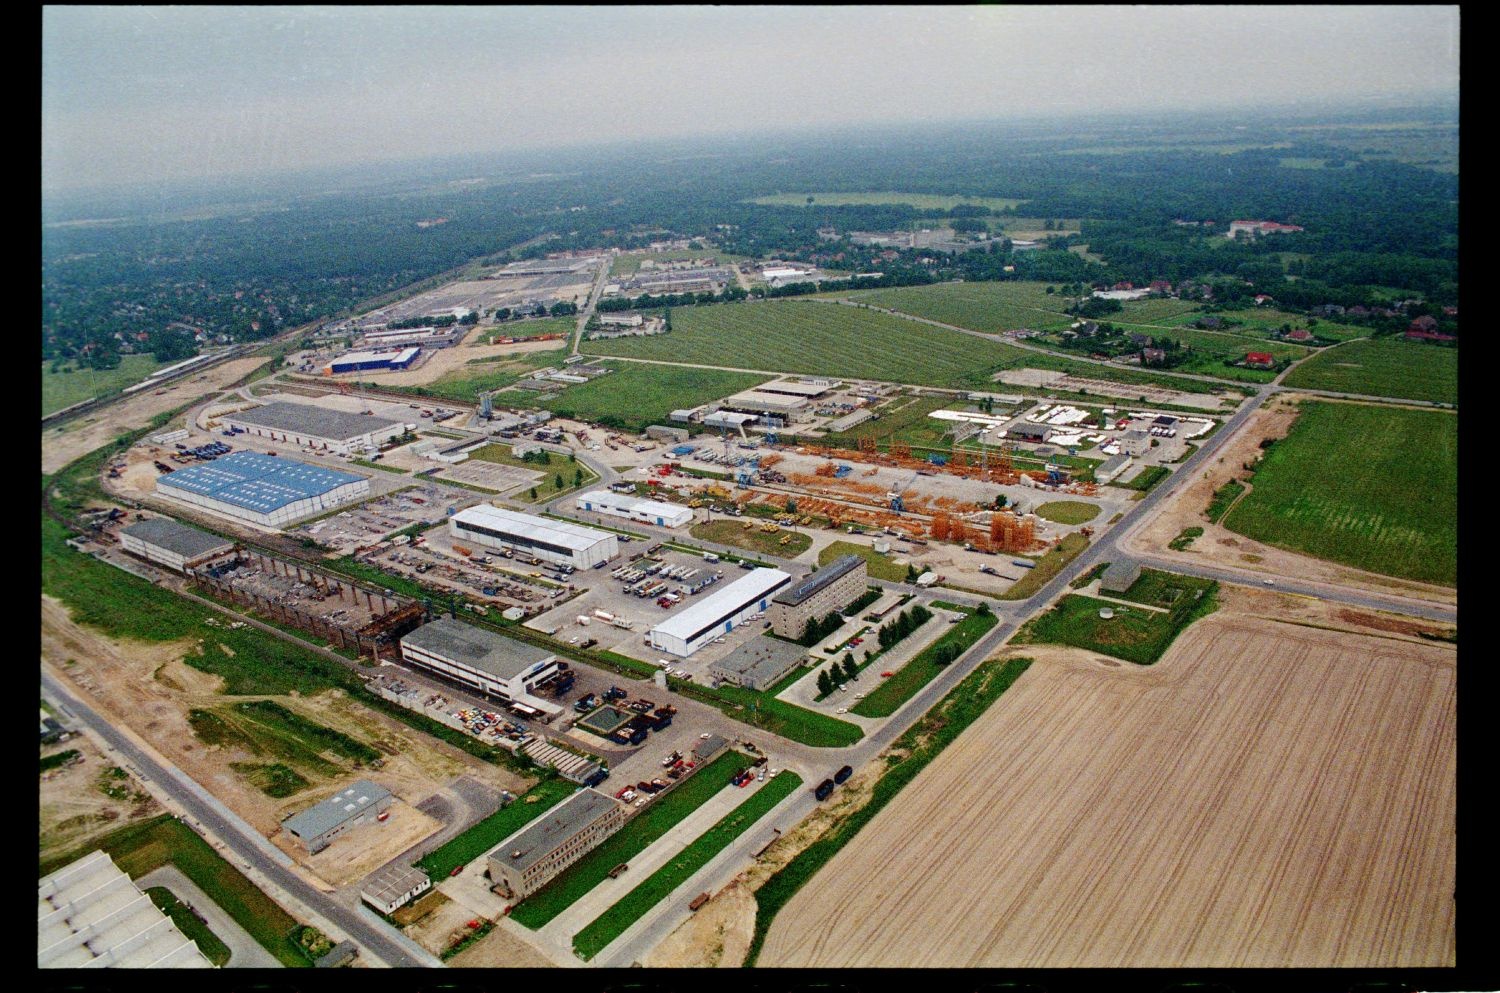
[42,5,1459,192]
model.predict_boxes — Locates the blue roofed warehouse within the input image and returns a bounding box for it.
[155,450,371,528]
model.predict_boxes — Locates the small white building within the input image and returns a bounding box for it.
[450,504,618,569]
[361,863,433,915]
[575,490,693,528]
[648,568,792,657]
[400,617,566,709]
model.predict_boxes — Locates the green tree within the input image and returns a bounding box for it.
[816,670,833,697]
[554,473,564,489]
[829,664,846,687]
[785,499,797,514]
[529,486,538,499]
[975,600,992,617]
[574,468,583,486]
[842,654,859,681]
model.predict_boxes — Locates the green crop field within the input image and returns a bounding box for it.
[572,770,803,960]
[1281,337,1457,404]
[748,192,1024,211]
[538,363,766,432]
[1162,307,1368,342]
[691,520,812,558]
[1109,296,1206,324]
[416,778,578,879]
[1033,500,1101,525]
[41,354,164,417]
[582,299,1214,394]
[509,751,753,928]
[1222,401,1456,584]
[836,281,1077,333]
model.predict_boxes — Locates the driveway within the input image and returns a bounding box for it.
[137,865,282,969]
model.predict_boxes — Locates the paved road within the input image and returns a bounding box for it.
[137,864,283,969]
[40,670,444,970]
[571,255,614,356]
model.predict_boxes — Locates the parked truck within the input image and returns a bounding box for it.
[833,765,853,785]
[814,779,835,801]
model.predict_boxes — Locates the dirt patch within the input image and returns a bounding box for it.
[447,920,559,968]
[404,893,492,957]
[40,733,163,864]
[273,799,442,888]
[42,356,268,474]
[643,877,757,968]
[1123,395,1455,606]
[760,606,1455,968]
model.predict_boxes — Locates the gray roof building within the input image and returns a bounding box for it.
[773,555,864,608]
[1100,559,1142,593]
[709,636,808,691]
[695,734,729,763]
[284,779,392,846]
[491,789,614,874]
[401,617,555,681]
[227,401,403,441]
[360,863,432,914]
[119,518,234,561]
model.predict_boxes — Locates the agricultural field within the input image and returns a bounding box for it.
[817,540,908,583]
[835,281,1077,333]
[1222,401,1457,584]
[572,771,804,960]
[1032,500,1100,525]
[1107,296,1206,325]
[1160,307,1369,342]
[537,363,766,432]
[41,354,163,417]
[759,612,1455,968]
[1281,337,1458,404]
[747,192,1023,211]
[690,519,812,558]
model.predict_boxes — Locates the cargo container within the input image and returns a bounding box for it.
[814,779,835,801]
[833,765,853,784]
[689,892,710,912]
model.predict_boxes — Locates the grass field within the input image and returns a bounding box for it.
[510,752,753,928]
[412,345,567,402]
[818,540,907,582]
[1204,479,1245,523]
[190,700,377,792]
[997,532,1090,600]
[40,814,307,967]
[475,316,575,344]
[690,519,812,558]
[1033,501,1100,525]
[416,778,577,880]
[1281,337,1457,404]
[748,192,1023,211]
[746,656,1033,965]
[1103,326,1312,383]
[572,770,803,960]
[670,675,863,748]
[538,363,766,432]
[837,281,1077,333]
[41,354,163,417]
[468,441,598,501]
[1110,464,1170,493]
[1222,401,1456,584]
[819,393,959,451]
[1161,307,1369,342]
[1014,578,1219,666]
[145,886,233,966]
[850,608,998,717]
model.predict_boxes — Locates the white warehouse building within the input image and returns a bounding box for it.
[399,617,565,715]
[575,490,693,529]
[648,567,791,658]
[450,504,618,569]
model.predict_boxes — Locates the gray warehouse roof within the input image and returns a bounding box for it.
[361,863,430,906]
[227,401,403,441]
[284,779,391,841]
[120,517,235,559]
[491,788,612,873]
[773,555,865,607]
[709,635,808,683]
[402,617,555,680]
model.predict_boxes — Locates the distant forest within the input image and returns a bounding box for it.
[42,105,1458,367]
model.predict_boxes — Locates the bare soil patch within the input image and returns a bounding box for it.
[349,334,565,387]
[642,878,757,968]
[1125,396,1454,605]
[40,732,163,864]
[447,920,559,968]
[760,608,1455,968]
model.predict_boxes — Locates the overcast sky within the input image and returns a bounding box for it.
[42,5,1459,192]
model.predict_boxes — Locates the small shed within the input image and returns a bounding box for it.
[1100,560,1142,594]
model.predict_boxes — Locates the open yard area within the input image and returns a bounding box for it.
[690,519,811,558]
[1013,576,1219,666]
[536,363,766,432]
[1281,336,1457,404]
[42,354,162,417]
[760,610,1455,967]
[1223,400,1456,585]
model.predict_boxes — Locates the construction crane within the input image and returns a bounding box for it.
[890,468,921,513]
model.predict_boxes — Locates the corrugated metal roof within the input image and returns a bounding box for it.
[401,617,554,680]
[120,517,234,559]
[709,635,807,683]
[284,779,391,840]
[575,490,691,521]
[452,504,613,552]
[773,555,865,607]
[38,850,211,969]
[157,451,365,514]
[650,568,791,641]
[489,788,613,873]
[226,400,403,441]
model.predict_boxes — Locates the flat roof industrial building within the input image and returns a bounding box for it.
[156,451,370,528]
[708,635,808,691]
[39,850,213,968]
[450,504,618,569]
[722,389,810,421]
[649,567,791,658]
[400,617,564,712]
[118,517,236,573]
[324,347,420,374]
[486,788,625,900]
[575,490,693,528]
[283,779,393,853]
[223,401,408,455]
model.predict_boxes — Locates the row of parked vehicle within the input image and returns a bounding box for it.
[813,765,855,801]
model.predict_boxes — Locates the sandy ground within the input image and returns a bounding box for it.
[1125,395,1456,605]
[642,877,758,968]
[759,603,1455,968]
[42,356,268,474]
[342,334,566,387]
[40,594,530,863]
[448,920,560,969]
[405,892,494,957]
[271,799,441,888]
[40,730,164,865]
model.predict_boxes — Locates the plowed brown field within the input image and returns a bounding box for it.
[759,613,1455,968]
